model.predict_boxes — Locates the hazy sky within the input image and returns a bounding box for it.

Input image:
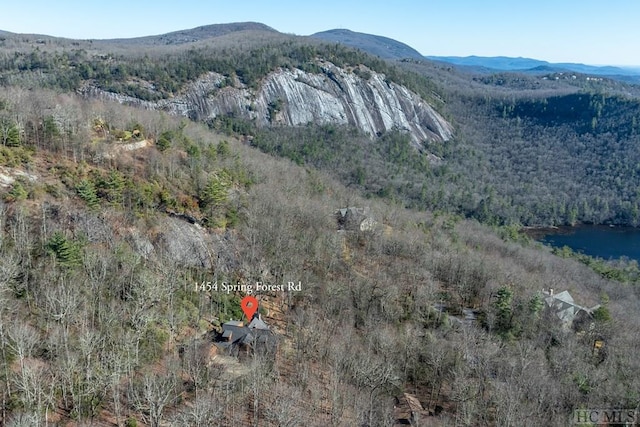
[1,0,638,66]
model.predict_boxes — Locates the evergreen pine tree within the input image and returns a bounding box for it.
[0,118,21,147]
[47,231,82,268]
[202,171,231,207]
[76,179,100,209]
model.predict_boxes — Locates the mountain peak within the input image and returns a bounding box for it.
[311,28,424,61]
[104,22,278,45]
[0,22,279,45]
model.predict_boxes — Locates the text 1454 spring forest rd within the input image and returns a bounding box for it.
[194,281,303,294]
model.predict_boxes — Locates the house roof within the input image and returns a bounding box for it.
[225,320,244,327]
[542,289,598,325]
[218,316,272,349]
[218,323,251,347]
[551,290,574,305]
[393,393,430,426]
[248,316,269,330]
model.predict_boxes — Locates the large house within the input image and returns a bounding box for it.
[216,314,275,356]
[542,289,600,329]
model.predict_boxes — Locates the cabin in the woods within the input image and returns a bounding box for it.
[542,288,600,329]
[216,314,275,356]
[335,206,378,232]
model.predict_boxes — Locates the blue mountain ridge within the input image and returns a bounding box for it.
[425,55,640,77]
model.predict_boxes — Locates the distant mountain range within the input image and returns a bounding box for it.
[426,55,640,78]
[309,28,640,83]
[3,21,639,83]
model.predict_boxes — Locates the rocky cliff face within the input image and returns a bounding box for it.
[83,61,453,147]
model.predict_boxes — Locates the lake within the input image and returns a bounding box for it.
[533,225,640,262]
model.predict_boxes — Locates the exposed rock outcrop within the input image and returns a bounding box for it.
[0,167,37,188]
[81,61,453,148]
[153,217,239,271]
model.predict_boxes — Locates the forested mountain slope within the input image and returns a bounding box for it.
[311,28,425,60]
[0,31,452,150]
[0,83,639,427]
[1,23,640,426]
[440,78,640,226]
[5,24,640,226]
[104,22,278,46]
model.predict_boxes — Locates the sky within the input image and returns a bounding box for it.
[1,0,638,66]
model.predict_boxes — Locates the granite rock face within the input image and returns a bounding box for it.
[83,62,453,148]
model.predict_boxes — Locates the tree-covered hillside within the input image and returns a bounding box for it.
[0,84,639,427]
[0,36,440,106]
[1,25,640,426]
[4,26,640,227]
[442,89,640,226]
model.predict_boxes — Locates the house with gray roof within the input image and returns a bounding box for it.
[542,289,600,329]
[216,314,275,356]
[335,207,378,232]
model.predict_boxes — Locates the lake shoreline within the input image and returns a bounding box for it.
[525,224,640,262]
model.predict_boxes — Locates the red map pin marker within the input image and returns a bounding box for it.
[240,296,258,321]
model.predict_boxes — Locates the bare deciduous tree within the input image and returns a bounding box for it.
[131,366,178,427]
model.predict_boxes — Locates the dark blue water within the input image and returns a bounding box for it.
[538,226,640,262]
